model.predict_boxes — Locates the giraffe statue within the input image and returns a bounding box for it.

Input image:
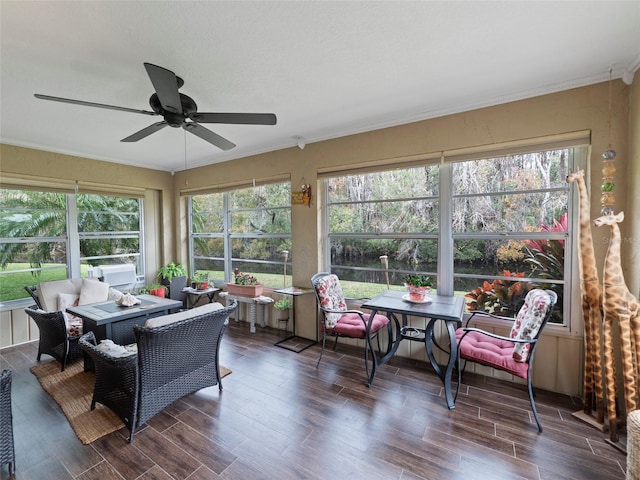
[594,211,640,443]
[567,170,605,423]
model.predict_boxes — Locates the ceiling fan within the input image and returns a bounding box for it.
[34,62,277,151]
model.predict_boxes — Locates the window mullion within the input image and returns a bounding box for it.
[67,193,81,278]
[438,162,454,296]
[223,192,232,282]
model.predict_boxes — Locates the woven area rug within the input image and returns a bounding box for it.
[30,360,231,445]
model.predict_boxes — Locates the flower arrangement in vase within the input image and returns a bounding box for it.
[403,274,433,302]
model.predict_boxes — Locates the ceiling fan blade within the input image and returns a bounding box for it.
[34,94,156,116]
[183,122,236,151]
[144,63,183,115]
[121,121,168,142]
[190,112,277,125]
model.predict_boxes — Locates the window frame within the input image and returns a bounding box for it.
[322,142,587,334]
[188,181,292,286]
[0,189,145,303]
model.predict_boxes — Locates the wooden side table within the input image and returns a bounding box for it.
[219,292,273,333]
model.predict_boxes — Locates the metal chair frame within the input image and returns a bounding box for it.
[311,272,392,385]
[455,289,557,432]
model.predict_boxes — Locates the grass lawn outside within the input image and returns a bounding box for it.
[1,264,467,306]
[0,264,72,302]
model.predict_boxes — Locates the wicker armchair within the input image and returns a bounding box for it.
[25,306,83,371]
[0,370,15,475]
[79,300,237,442]
[24,285,43,309]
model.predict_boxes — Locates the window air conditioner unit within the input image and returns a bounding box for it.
[90,264,138,292]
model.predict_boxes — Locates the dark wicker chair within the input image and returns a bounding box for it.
[79,300,237,442]
[24,285,43,309]
[25,306,82,371]
[0,370,15,475]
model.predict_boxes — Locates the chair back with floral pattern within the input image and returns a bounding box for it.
[311,273,348,328]
[509,289,557,362]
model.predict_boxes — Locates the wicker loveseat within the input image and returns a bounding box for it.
[25,278,124,371]
[79,300,237,442]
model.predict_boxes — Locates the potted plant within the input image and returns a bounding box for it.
[226,270,263,297]
[146,284,167,298]
[157,262,187,285]
[403,274,433,302]
[158,262,188,302]
[273,297,293,321]
[192,271,210,290]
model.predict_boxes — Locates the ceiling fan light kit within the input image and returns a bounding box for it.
[34,62,277,151]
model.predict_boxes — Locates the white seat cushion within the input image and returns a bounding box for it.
[144,302,224,328]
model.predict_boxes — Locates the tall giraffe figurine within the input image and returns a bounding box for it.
[594,211,640,443]
[567,170,605,423]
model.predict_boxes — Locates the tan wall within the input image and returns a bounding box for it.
[2,79,637,397]
[175,79,634,342]
[627,70,640,298]
[0,144,177,277]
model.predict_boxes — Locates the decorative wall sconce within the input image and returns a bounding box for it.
[291,179,312,207]
[301,183,311,207]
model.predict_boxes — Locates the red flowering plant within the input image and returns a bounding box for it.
[524,212,567,280]
[233,269,259,286]
[523,212,566,323]
[464,270,531,317]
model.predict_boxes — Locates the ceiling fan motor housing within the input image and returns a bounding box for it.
[149,93,198,127]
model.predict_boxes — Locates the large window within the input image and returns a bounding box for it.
[325,145,587,326]
[451,149,573,324]
[327,166,439,290]
[77,193,142,269]
[190,182,291,287]
[0,189,144,303]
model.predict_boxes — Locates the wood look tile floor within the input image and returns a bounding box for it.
[0,320,627,480]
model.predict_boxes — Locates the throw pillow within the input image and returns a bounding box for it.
[57,293,83,336]
[78,278,110,305]
[57,292,79,312]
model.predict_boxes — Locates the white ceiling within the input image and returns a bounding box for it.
[2,1,639,173]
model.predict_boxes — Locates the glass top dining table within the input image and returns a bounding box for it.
[361,290,465,409]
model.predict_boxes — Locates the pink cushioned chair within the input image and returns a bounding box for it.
[311,272,392,386]
[455,288,557,431]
